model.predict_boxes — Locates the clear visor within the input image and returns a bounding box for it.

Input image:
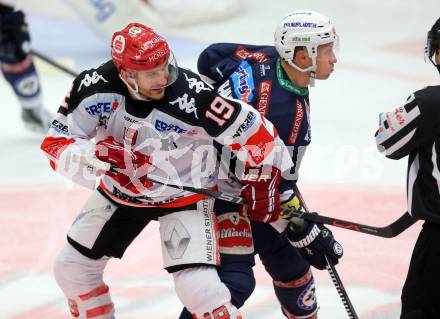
[131,52,179,88]
[121,52,179,101]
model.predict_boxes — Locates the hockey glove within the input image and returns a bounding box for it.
[286,218,343,270]
[240,166,281,223]
[95,136,152,193]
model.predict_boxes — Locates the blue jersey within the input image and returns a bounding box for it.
[198,43,311,191]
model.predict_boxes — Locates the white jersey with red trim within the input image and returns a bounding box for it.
[40,60,293,208]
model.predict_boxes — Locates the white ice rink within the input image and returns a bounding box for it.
[1,0,439,318]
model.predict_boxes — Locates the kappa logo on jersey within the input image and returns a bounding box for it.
[169,93,199,119]
[98,114,110,128]
[184,73,211,94]
[155,119,197,135]
[233,111,257,138]
[85,102,112,116]
[78,71,109,92]
[231,61,255,103]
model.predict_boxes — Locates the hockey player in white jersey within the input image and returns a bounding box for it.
[40,22,293,318]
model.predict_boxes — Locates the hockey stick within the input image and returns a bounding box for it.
[75,155,417,238]
[293,185,359,319]
[325,255,358,319]
[31,49,78,77]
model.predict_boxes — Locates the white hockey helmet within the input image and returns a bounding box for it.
[274,10,338,74]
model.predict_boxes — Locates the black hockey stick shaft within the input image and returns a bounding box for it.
[77,156,417,238]
[293,185,359,319]
[31,49,78,77]
[325,255,358,319]
[159,178,416,237]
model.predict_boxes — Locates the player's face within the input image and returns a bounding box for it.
[436,49,440,65]
[315,43,337,80]
[136,62,170,100]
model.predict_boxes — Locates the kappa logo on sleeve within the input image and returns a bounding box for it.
[169,93,199,119]
[78,71,109,92]
[184,73,211,94]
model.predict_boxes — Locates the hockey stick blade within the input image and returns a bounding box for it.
[291,210,417,238]
[75,155,417,238]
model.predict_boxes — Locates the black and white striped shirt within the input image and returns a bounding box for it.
[376,85,440,223]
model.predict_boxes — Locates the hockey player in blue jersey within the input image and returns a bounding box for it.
[0,1,51,132]
[179,10,344,318]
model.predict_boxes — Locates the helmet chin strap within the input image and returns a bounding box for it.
[286,59,317,87]
[119,74,152,101]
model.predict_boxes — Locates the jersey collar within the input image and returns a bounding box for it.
[276,58,309,96]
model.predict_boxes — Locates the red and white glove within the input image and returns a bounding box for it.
[240,166,281,223]
[95,136,152,193]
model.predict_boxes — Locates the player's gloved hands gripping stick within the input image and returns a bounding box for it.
[95,136,152,193]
